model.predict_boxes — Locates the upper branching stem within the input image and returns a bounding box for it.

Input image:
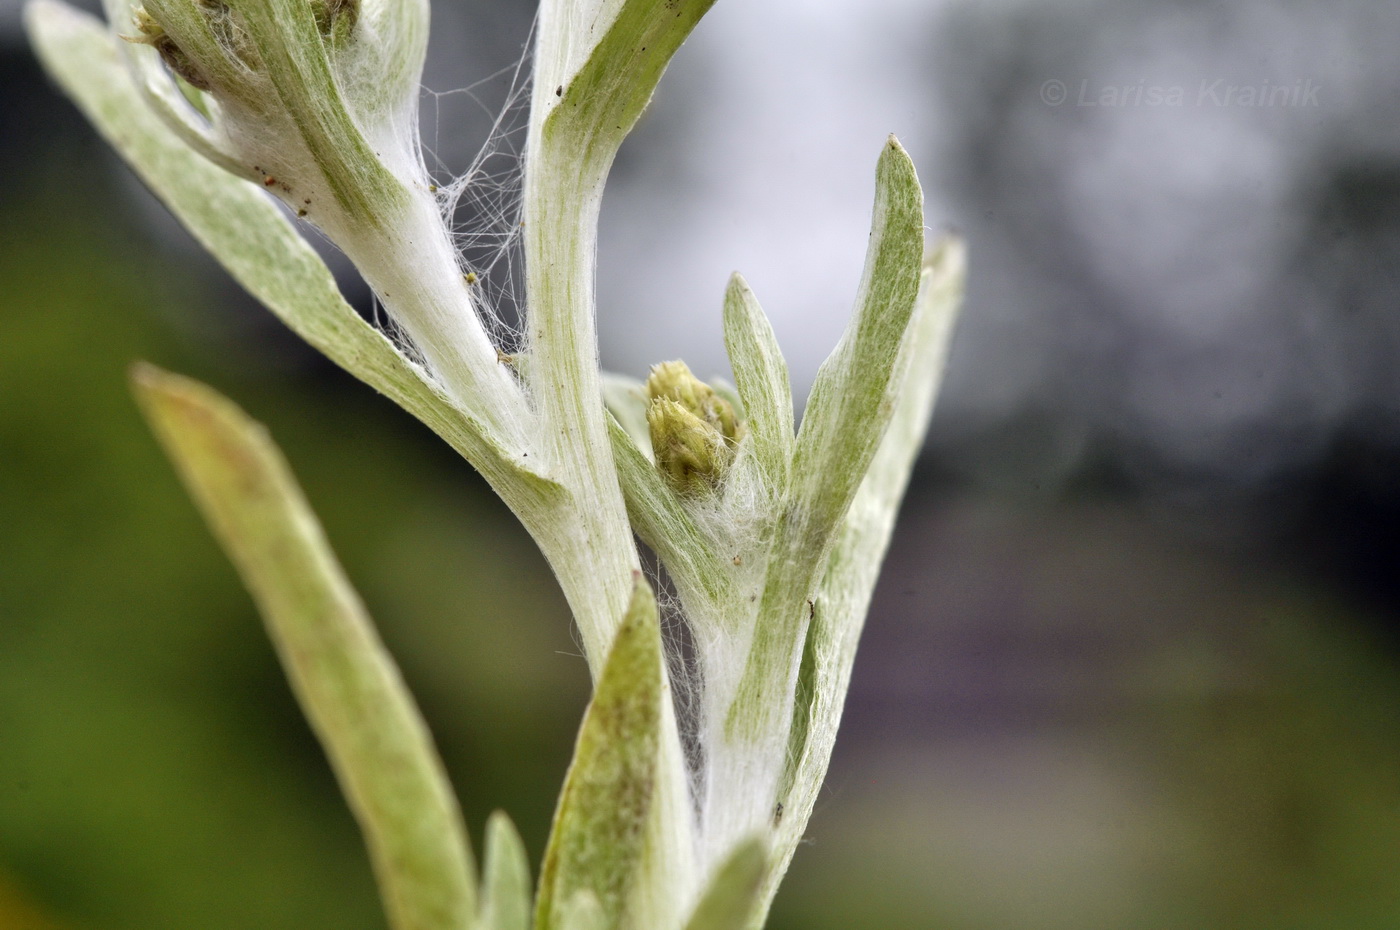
[521,142,641,674]
[329,188,535,451]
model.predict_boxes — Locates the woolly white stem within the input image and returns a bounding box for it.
[326,188,534,451]
[520,114,640,681]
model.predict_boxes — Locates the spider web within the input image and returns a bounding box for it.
[417,23,536,359]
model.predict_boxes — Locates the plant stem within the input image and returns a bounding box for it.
[521,131,640,676]
[328,188,533,450]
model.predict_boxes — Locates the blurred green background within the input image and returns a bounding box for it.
[4,0,1400,928]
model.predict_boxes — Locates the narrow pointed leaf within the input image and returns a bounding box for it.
[757,238,966,922]
[535,577,664,930]
[607,416,731,609]
[231,0,404,220]
[791,136,925,548]
[103,0,246,174]
[681,838,767,930]
[723,137,925,744]
[25,0,550,494]
[131,364,477,930]
[480,811,531,930]
[722,274,794,486]
[543,0,717,157]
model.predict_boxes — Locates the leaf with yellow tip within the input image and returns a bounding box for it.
[129,364,478,930]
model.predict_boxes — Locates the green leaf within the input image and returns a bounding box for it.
[24,0,553,498]
[535,577,664,930]
[480,811,531,930]
[103,0,248,174]
[545,0,718,160]
[130,364,477,930]
[722,273,794,488]
[230,0,407,222]
[681,838,767,930]
[601,372,653,459]
[724,136,925,742]
[757,237,967,923]
[790,135,925,551]
[606,416,731,610]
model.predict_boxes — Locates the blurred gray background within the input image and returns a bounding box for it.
[3,0,1399,928]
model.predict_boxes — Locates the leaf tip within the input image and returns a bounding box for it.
[128,360,191,416]
[128,361,212,416]
[127,365,270,482]
[722,273,757,332]
[876,132,918,183]
[623,570,657,629]
[924,232,968,281]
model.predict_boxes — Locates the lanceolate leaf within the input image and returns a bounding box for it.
[606,416,731,609]
[681,838,767,930]
[131,364,478,930]
[480,811,531,930]
[24,0,551,499]
[102,0,246,174]
[543,0,717,161]
[722,274,794,488]
[231,0,406,220]
[789,135,926,553]
[759,238,967,922]
[724,136,925,743]
[535,577,665,930]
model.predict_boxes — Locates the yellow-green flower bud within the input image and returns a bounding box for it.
[125,4,208,89]
[647,399,731,494]
[645,360,744,445]
[644,361,744,493]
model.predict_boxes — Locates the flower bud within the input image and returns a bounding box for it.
[646,361,744,445]
[126,4,207,89]
[120,0,428,229]
[645,361,744,493]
